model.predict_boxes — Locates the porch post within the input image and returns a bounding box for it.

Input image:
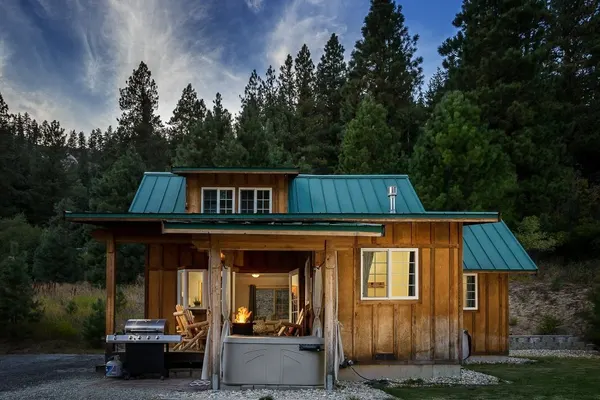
[324,240,336,391]
[105,233,116,336]
[209,245,222,390]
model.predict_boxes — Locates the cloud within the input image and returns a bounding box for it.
[245,0,264,13]
[266,0,351,67]
[0,0,249,133]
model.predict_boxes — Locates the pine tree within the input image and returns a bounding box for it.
[117,61,167,169]
[345,0,424,161]
[424,67,447,110]
[236,70,269,166]
[410,91,517,217]
[168,84,207,154]
[294,44,317,170]
[338,96,397,174]
[208,93,247,166]
[311,34,347,173]
[0,254,41,332]
[278,54,297,157]
[439,0,573,227]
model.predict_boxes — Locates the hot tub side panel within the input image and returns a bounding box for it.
[337,222,463,364]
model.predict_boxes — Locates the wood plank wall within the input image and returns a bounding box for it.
[337,222,463,364]
[463,273,509,355]
[185,174,289,213]
[145,244,208,333]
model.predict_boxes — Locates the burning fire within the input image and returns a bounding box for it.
[234,307,252,323]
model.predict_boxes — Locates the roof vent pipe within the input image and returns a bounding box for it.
[388,186,397,214]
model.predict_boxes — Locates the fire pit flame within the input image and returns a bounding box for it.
[234,307,252,323]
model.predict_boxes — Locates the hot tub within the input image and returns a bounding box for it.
[222,335,324,387]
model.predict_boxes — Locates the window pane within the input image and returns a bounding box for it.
[275,289,289,320]
[219,189,233,214]
[256,190,271,214]
[240,190,254,213]
[463,275,476,308]
[203,190,217,213]
[391,250,417,298]
[363,251,387,298]
[187,271,204,308]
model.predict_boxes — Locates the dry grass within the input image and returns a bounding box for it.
[7,281,144,351]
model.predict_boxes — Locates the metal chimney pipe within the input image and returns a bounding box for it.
[387,186,397,214]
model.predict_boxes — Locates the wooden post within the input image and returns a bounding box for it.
[106,234,116,335]
[324,241,336,391]
[210,245,222,390]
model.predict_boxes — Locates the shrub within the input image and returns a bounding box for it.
[82,298,106,348]
[0,255,42,336]
[509,317,519,326]
[64,299,78,315]
[259,396,274,400]
[537,314,562,335]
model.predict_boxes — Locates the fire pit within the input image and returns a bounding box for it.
[232,307,254,336]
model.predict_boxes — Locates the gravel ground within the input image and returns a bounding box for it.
[464,355,534,365]
[384,368,500,387]
[509,349,599,358]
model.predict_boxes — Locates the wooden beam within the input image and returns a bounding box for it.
[209,246,222,390]
[163,227,382,237]
[324,240,336,391]
[192,235,353,251]
[105,234,116,335]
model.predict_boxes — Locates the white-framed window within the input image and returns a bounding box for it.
[360,248,418,300]
[238,188,272,214]
[202,188,235,214]
[463,273,478,310]
[177,269,208,309]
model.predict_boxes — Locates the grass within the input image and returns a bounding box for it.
[1,282,143,353]
[382,358,600,400]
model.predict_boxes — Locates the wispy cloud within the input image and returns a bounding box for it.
[0,0,249,133]
[266,0,351,67]
[245,0,264,13]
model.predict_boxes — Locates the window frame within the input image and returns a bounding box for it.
[177,268,208,309]
[201,187,235,214]
[360,248,419,301]
[237,188,273,214]
[463,273,478,310]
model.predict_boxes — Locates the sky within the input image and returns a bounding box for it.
[0,0,462,134]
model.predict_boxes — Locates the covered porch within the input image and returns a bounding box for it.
[90,219,384,390]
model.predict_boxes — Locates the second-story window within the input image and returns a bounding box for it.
[239,189,272,214]
[202,188,234,214]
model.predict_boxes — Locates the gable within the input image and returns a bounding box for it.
[288,175,425,214]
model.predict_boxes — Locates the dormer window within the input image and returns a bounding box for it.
[202,188,234,214]
[239,188,272,214]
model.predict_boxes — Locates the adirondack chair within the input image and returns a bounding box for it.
[277,308,305,337]
[173,305,210,351]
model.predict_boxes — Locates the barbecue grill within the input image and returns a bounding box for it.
[106,319,181,379]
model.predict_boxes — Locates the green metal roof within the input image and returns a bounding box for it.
[289,175,425,214]
[129,172,186,213]
[463,221,537,272]
[65,211,499,222]
[172,167,299,174]
[162,222,384,236]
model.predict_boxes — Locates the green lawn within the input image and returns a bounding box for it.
[382,358,600,400]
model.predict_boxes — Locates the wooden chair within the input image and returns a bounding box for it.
[173,305,210,351]
[277,309,305,337]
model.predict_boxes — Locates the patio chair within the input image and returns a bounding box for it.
[173,305,210,351]
[277,309,305,337]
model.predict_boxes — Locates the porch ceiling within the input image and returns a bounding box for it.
[161,221,384,237]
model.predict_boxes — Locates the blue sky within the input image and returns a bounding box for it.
[0,0,461,133]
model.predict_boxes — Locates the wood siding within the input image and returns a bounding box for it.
[338,222,463,364]
[185,173,289,213]
[145,244,208,333]
[463,273,509,355]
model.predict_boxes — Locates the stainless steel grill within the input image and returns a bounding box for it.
[106,319,181,379]
[106,319,181,344]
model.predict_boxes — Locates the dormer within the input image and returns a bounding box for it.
[171,167,300,214]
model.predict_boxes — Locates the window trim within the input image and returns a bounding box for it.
[360,248,419,301]
[177,268,208,310]
[237,188,273,214]
[201,187,235,214]
[463,273,478,311]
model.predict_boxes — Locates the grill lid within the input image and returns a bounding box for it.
[124,319,167,334]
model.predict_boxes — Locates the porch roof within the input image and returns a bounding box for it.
[161,221,384,236]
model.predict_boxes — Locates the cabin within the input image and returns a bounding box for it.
[65,167,537,389]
